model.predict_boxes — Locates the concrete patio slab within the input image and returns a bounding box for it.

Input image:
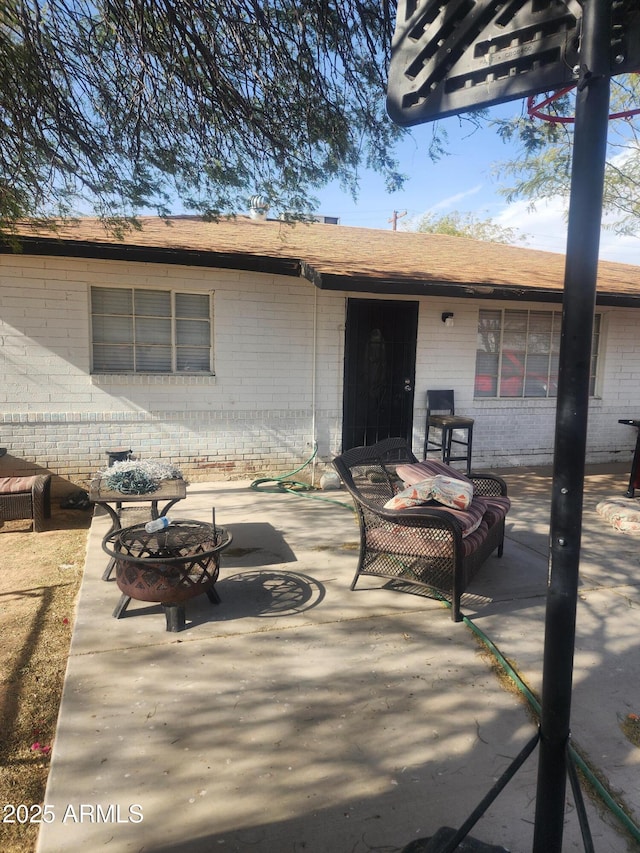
[35,467,640,852]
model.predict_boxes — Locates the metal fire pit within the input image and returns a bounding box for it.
[102,518,232,631]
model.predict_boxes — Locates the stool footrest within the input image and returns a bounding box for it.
[424,421,474,476]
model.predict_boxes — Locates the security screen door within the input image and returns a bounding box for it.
[342,298,418,451]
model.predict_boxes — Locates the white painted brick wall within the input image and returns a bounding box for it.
[1,254,639,492]
[410,301,640,470]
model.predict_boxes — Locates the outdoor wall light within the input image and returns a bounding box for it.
[441,312,454,327]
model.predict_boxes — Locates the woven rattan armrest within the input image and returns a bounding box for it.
[469,472,508,497]
[361,499,466,535]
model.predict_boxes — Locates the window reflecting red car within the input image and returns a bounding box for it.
[475,351,557,398]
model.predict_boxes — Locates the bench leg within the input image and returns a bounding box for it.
[497,519,506,558]
[451,595,463,622]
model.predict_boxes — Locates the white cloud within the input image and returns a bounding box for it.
[427,183,484,213]
[599,229,640,265]
[494,197,640,265]
[495,197,568,252]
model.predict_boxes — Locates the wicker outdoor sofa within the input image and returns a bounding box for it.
[332,438,510,621]
[0,474,52,532]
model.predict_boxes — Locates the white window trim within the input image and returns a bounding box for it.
[90,286,215,376]
[475,307,601,400]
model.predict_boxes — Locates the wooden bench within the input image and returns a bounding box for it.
[0,475,52,532]
[332,438,510,621]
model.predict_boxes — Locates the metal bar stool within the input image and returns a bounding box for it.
[423,389,474,475]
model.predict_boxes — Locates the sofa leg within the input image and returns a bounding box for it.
[497,520,506,557]
[350,552,365,590]
[452,598,463,622]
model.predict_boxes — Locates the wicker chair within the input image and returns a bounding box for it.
[332,438,509,621]
[0,474,52,532]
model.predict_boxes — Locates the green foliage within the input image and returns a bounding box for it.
[490,76,640,235]
[411,210,526,245]
[0,0,413,233]
[4,3,639,236]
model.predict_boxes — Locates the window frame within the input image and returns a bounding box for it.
[474,307,601,400]
[90,285,214,375]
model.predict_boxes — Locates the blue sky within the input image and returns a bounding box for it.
[312,102,640,266]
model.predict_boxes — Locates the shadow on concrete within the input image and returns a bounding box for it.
[112,569,326,630]
[214,569,326,618]
[34,467,640,853]
[223,522,297,566]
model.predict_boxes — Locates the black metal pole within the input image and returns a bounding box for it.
[532,1,612,850]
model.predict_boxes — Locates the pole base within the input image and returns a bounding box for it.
[402,827,510,853]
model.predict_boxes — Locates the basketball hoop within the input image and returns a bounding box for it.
[527,75,640,123]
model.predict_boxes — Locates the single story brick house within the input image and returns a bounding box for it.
[1,215,639,493]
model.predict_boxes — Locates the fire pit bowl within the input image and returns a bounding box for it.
[102,519,232,630]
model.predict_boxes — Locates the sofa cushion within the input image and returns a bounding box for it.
[436,497,485,537]
[396,462,473,511]
[475,495,511,528]
[384,489,485,538]
[369,519,490,558]
[397,460,473,487]
[384,478,435,510]
[431,474,473,510]
[0,476,39,494]
[460,520,491,557]
[596,498,640,534]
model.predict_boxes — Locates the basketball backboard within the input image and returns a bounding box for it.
[611,0,640,76]
[387,0,583,125]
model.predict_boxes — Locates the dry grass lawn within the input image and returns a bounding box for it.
[0,506,90,853]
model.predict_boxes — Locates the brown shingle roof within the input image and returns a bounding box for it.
[6,215,640,304]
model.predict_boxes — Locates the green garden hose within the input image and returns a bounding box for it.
[457,602,640,846]
[250,458,640,843]
[249,443,354,509]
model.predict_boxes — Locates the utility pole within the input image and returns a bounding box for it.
[388,210,407,230]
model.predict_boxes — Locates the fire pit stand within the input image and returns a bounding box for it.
[102,516,232,632]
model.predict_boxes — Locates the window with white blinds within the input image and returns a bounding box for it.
[475,309,601,399]
[91,287,213,374]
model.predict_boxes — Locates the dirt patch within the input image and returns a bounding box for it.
[0,507,91,853]
[620,713,640,749]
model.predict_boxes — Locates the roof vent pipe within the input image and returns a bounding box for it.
[249,195,269,220]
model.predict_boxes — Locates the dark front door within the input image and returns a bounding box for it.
[342,299,418,451]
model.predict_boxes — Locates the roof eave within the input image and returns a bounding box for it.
[0,236,302,278]
[304,267,640,306]
[4,235,640,307]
